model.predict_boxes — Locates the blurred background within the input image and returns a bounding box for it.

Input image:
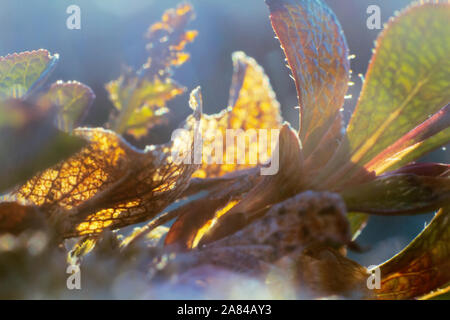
[0,0,447,267]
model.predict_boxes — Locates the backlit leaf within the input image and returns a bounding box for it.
[106,3,196,138]
[266,0,350,152]
[8,100,202,238]
[0,49,59,99]
[106,75,182,137]
[345,2,450,167]
[39,81,96,132]
[376,206,450,300]
[192,51,282,178]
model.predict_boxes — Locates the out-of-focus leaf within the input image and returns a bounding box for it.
[0,49,59,99]
[67,237,96,265]
[341,174,450,215]
[365,104,450,175]
[106,3,196,138]
[340,3,449,171]
[346,162,449,237]
[0,201,45,235]
[347,212,369,240]
[106,75,182,137]
[288,244,371,299]
[0,99,86,193]
[385,162,449,177]
[144,2,197,76]
[376,207,450,300]
[192,51,282,179]
[7,97,202,238]
[266,0,350,154]
[39,81,96,132]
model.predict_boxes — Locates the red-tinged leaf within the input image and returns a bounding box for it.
[266,0,350,152]
[376,207,450,300]
[341,174,450,215]
[39,81,96,132]
[365,104,450,175]
[0,49,59,99]
[384,162,449,177]
[322,2,450,188]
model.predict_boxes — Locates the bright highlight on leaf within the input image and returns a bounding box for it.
[192,51,282,178]
[0,49,59,99]
[12,97,201,238]
[106,3,197,138]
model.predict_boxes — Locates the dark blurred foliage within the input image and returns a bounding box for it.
[0,0,447,265]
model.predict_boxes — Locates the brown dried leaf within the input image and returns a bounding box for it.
[8,98,201,239]
[192,51,282,178]
[174,192,370,298]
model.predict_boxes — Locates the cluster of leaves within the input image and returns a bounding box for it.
[0,1,449,299]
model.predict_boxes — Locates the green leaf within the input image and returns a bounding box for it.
[346,2,450,167]
[106,76,180,137]
[39,81,96,132]
[106,3,196,138]
[341,173,450,215]
[347,212,369,240]
[376,207,450,300]
[0,49,59,99]
[266,0,350,154]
